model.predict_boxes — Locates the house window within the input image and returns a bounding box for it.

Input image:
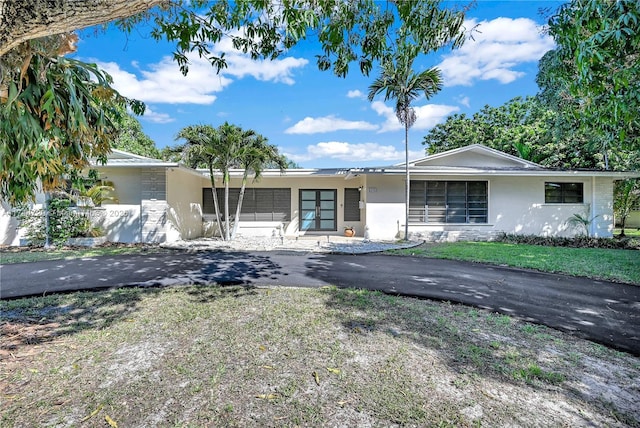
[344,188,361,222]
[409,181,488,223]
[203,188,291,221]
[545,182,583,203]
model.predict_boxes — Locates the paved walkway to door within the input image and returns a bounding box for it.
[161,236,423,254]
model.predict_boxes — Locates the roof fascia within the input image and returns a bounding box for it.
[397,144,542,168]
[376,168,640,178]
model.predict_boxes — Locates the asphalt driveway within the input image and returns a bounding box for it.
[1,250,639,356]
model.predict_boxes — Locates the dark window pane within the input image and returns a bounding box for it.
[409,181,487,224]
[203,188,291,221]
[545,182,583,203]
[545,182,562,203]
[344,188,361,222]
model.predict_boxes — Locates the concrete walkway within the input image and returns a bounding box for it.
[161,236,423,254]
[1,249,639,356]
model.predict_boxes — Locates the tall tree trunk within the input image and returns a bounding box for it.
[231,174,249,241]
[208,164,223,240]
[0,0,165,56]
[223,173,230,241]
[404,123,410,241]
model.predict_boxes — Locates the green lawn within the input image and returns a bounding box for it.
[614,228,640,237]
[389,242,640,284]
[0,245,169,264]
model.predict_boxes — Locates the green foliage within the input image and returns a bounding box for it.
[368,48,442,129]
[119,0,466,78]
[66,169,118,206]
[425,1,640,172]
[565,213,599,237]
[15,197,95,246]
[13,168,115,245]
[110,106,160,158]
[422,96,600,168]
[0,36,143,204]
[176,123,286,241]
[160,144,185,162]
[513,364,565,385]
[13,206,47,246]
[544,0,640,170]
[392,240,640,283]
[495,233,639,250]
[614,179,640,236]
[2,1,467,204]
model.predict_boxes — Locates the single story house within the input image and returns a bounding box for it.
[1,144,638,245]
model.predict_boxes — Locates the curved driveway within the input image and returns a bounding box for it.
[1,250,639,356]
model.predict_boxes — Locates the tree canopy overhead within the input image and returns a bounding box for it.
[2,0,468,77]
[421,96,602,169]
[110,106,161,159]
[0,36,143,204]
[1,0,469,204]
[424,0,640,173]
[542,0,640,170]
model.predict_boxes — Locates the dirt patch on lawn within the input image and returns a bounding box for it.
[1,286,639,427]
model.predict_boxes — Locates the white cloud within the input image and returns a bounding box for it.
[437,17,555,86]
[141,107,175,124]
[455,95,471,108]
[94,38,308,104]
[284,141,423,163]
[347,89,365,99]
[222,54,308,85]
[285,115,378,134]
[371,101,459,133]
[98,56,231,104]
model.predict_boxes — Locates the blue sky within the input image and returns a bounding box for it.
[74,1,562,168]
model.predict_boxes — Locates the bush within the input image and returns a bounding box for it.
[15,198,99,247]
[495,233,639,250]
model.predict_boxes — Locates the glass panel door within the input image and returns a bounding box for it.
[300,190,317,231]
[299,190,336,231]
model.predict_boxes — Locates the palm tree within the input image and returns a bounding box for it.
[214,123,258,241]
[177,123,285,241]
[368,47,442,241]
[230,136,287,240]
[176,124,225,239]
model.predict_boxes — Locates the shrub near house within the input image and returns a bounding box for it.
[15,198,105,247]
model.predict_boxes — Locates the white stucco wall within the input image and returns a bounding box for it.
[418,151,525,168]
[362,174,615,241]
[95,166,170,244]
[166,168,204,242]
[99,167,142,205]
[0,201,20,246]
[94,205,141,243]
[362,174,405,240]
[490,176,590,237]
[1,188,47,246]
[202,174,366,238]
[590,177,614,237]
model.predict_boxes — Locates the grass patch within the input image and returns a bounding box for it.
[1,286,638,427]
[389,242,640,284]
[513,364,565,385]
[0,244,169,264]
[614,228,640,237]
